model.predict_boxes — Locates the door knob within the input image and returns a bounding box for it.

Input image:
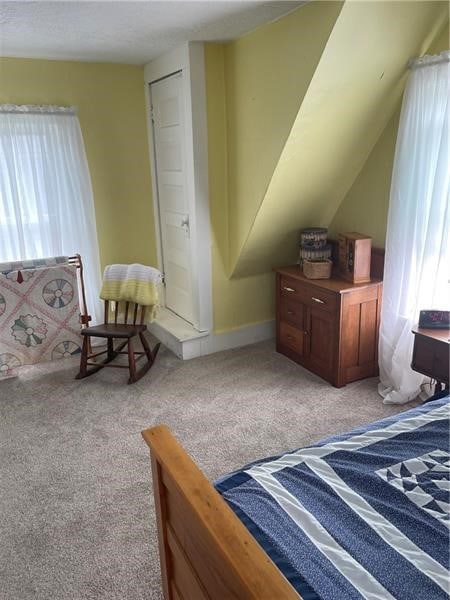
[181,215,189,228]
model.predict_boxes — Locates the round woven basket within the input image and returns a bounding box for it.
[298,243,332,266]
[303,258,333,280]
[299,228,328,249]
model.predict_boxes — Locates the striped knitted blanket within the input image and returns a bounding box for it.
[100,264,162,316]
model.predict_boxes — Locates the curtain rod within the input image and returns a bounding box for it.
[408,50,449,70]
[0,104,77,115]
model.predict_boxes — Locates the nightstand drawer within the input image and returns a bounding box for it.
[279,321,305,355]
[433,350,450,383]
[412,333,449,384]
[280,298,305,328]
[280,276,336,313]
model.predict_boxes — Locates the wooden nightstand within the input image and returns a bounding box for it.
[411,327,450,394]
[275,266,382,387]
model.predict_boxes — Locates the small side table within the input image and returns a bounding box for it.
[411,327,450,395]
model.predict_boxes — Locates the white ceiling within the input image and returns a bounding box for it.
[0,1,305,65]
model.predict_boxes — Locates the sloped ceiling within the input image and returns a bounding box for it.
[228,0,448,277]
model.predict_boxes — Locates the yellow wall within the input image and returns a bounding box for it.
[328,19,449,246]
[205,44,276,333]
[224,1,342,271]
[0,58,156,270]
[205,2,343,333]
[328,108,400,247]
[205,2,447,332]
[231,0,448,276]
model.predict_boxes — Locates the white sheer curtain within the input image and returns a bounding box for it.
[379,51,450,405]
[0,104,102,324]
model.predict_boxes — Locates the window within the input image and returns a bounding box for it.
[0,104,102,323]
[378,52,449,404]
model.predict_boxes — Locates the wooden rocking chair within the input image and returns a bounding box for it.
[76,300,160,384]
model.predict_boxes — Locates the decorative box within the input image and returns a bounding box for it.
[338,232,371,283]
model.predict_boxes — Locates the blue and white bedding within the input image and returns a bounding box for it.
[215,396,450,600]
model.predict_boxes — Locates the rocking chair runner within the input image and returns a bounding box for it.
[76,300,160,384]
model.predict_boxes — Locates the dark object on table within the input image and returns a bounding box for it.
[418,309,450,329]
[338,232,371,283]
[411,326,449,395]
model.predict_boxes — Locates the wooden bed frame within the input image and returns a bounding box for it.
[142,425,301,600]
[141,252,386,599]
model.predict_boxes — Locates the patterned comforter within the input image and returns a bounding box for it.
[215,397,450,600]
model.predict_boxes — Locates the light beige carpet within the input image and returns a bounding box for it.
[0,339,418,599]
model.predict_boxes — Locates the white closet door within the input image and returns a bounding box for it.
[150,72,194,324]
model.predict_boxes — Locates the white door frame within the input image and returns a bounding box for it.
[144,42,212,333]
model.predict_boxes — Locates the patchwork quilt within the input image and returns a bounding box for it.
[216,397,450,600]
[0,264,82,378]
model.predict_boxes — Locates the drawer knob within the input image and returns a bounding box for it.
[312,296,325,304]
[283,286,295,292]
[287,310,294,315]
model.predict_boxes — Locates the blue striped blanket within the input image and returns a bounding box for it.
[215,397,450,599]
